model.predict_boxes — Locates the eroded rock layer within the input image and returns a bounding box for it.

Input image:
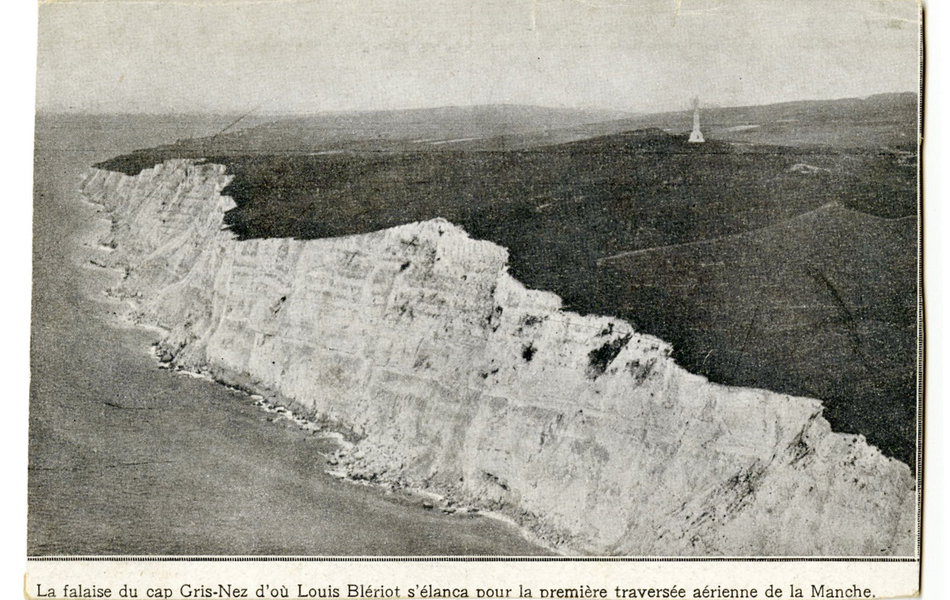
[80,159,916,556]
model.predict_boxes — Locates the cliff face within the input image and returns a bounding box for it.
[80,159,916,556]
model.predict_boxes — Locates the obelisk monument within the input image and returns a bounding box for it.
[688,97,705,143]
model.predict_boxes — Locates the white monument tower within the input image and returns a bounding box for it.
[688,97,705,143]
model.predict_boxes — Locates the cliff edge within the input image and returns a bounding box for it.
[80,159,916,556]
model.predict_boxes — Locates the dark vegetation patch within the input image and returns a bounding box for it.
[626,357,657,385]
[522,343,537,362]
[94,95,919,467]
[483,471,510,491]
[479,367,500,379]
[587,334,632,379]
[483,305,503,333]
[522,315,545,327]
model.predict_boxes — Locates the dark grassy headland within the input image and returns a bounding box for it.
[97,93,919,467]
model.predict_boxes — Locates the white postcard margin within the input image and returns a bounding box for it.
[25,559,918,600]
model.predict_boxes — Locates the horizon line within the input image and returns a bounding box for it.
[34,90,919,120]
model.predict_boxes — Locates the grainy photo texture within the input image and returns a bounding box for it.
[28,0,921,584]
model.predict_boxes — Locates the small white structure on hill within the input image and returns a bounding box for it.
[688,97,705,143]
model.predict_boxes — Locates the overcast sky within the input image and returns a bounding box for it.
[35,0,920,115]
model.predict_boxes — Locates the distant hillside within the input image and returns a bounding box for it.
[616,92,919,149]
[449,93,919,151]
[96,93,916,157]
[34,112,272,156]
[94,95,920,466]
[123,104,637,155]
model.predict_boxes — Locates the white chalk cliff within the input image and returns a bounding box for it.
[80,159,916,556]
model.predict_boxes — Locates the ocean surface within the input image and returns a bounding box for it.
[27,116,545,556]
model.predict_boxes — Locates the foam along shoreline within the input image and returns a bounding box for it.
[146,335,563,555]
[79,158,916,556]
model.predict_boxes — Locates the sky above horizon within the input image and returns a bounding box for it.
[36,0,920,115]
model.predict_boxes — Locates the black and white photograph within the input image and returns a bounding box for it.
[22,0,925,595]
